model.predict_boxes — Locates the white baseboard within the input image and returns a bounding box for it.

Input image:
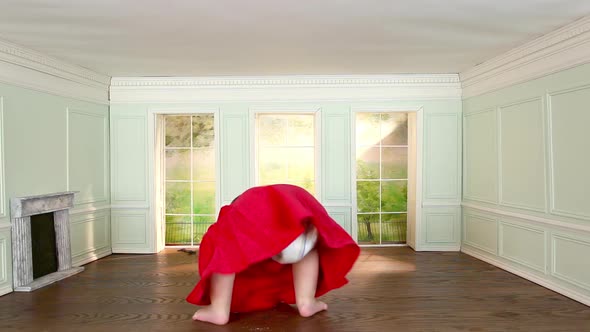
[416,244,461,252]
[72,246,112,267]
[111,248,155,254]
[0,284,12,297]
[462,246,590,307]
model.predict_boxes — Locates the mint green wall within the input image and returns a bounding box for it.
[462,63,590,304]
[0,82,111,292]
[110,99,462,252]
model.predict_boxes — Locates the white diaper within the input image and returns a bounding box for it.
[272,224,318,264]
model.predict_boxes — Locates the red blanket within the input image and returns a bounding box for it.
[186,184,360,312]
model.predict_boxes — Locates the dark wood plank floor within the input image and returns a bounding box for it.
[0,247,589,331]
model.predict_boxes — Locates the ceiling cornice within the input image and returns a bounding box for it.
[0,39,110,104]
[110,74,461,103]
[111,75,460,87]
[461,15,590,98]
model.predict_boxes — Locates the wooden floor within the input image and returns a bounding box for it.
[0,247,589,332]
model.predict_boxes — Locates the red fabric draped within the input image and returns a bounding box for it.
[186,184,360,313]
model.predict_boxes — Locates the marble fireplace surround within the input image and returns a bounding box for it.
[10,191,84,292]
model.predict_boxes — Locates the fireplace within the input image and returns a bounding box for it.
[10,191,84,291]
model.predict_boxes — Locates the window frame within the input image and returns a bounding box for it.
[351,106,422,247]
[250,106,322,198]
[149,107,220,248]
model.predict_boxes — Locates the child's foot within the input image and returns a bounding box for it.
[297,300,328,317]
[192,306,230,325]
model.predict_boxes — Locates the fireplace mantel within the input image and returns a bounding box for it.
[11,191,76,218]
[10,191,83,291]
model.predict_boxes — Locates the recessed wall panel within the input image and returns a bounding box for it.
[112,115,147,203]
[549,87,590,219]
[322,111,351,204]
[464,212,497,254]
[68,109,108,205]
[424,113,460,200]
[70,213,110,259]
[0,228,11,295]
[112,210,148,249]
[424,208,458,243]
[499,99,546,211]
[221,113,250,204]
[553,234,590,290]
[499,221,546,272]
[326,206,352,234]
[464,110,498,203]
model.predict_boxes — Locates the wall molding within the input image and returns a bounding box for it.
[463,109,498,204]
[322,111,351,204]
[551,234,590,291]
[110,75,461,103]
[462,202,590,233]
[461,15,590,98]
[463,212,498,254]
[111,114,148,203]
[70,205,111,216]
[462,246,590,307]
[0,39,110,104]
[498,221,547,273]
[547,85,590,221]
[66,108,109,205]
[423,113,461,200]
[497,97,548,213]
[424,211,458,244]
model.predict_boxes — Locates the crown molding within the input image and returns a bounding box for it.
[0,39,110,104]
[110,74,461,103]
[461,16,590,98]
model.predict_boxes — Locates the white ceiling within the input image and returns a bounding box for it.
[1,0,589,77]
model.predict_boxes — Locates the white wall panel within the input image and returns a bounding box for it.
[499,220,546,273]
[548,86,590,220]
[111,114,147,204]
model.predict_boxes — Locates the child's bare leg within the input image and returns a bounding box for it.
[192,272,235,325]
[292,249,328,317]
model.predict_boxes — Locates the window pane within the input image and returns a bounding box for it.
[357,181,380,212]
[291,181,315,196]
[256,113,315,197]
[166,149,190,180]
[382,147,408,179]
[165,215,191,245]
[381,113,408,145]
[381,213,407,244]
[166,182,191,214]
[287,147,314,181]
[287,115,314,146]
[356,147,380,179]
[381,181,407,212]
[193,148,215,181]
[192,115,214,148]
[357,214,379,244]
[259,147,287,183]
[356,113,381,146]
[258,115,286,146]
[193,182,215,214]
[165,116,191,147]
[193,216,215,244]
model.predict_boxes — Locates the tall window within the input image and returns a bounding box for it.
[255,113,316,195]
[356,112,408,244]
[164,114,216,246]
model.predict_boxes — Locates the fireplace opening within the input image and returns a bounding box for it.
[30,212,58,279]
